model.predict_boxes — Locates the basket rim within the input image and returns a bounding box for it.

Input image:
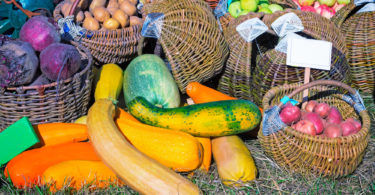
[3,42,92,92]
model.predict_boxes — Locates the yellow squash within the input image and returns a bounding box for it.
[86,99,201,194]
[116,114,203,172]
[94,64,123,102]
[212,136,257,186]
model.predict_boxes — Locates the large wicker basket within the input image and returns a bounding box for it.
[142,0,229,92]
[250,9,351,105]
[258,80,370,177]
[53,0,144,65]
[341,5,375,94]
[0,42,93,131]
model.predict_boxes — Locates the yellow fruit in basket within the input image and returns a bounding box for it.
[92,7,110,22]
[120,1,137,16]
[103,18,121,30]
[113,9,129,27]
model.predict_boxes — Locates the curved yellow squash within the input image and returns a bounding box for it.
[86,99,201,194]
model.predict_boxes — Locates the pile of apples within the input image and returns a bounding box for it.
[294,0,351,19]
[279,101,362,138]
[228,0,284,18]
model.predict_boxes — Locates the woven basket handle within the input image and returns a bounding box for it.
[277,80,356,108]
[69,0,81,16]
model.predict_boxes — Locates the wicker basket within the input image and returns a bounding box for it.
[0,42,93,131]
[53,0,144,65]
[250,9,351,105]
[142,0,229,92]
[217,12,264,101]
[258,80,370,177]
[341,6,375,94]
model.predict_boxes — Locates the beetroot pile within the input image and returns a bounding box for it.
[280,101,362,137]
[0,16,81,88]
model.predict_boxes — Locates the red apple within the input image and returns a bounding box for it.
[280,103,301,125]
[314,103,330,118]
[324,123,342,138]
[318,0,336,7]
[304,100,318,112]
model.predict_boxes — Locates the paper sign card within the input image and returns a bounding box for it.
[286,38,332,71]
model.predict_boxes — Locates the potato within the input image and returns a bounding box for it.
[76,11,85,23]
[113,10,129,27]
[61,2,73,17]
[129,16,142,26]
[69,0,89,10]
[89,0,106,13]
[107,0,119,15]
[120,1,137,16]
[92,7,111,22]
[83,17,100,31]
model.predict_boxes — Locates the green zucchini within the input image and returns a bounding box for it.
[128,97,261,137]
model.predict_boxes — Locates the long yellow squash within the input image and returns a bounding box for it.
[86,99,201,194]
[94,63,123,101]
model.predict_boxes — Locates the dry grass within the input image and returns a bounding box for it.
[0,95,374,194]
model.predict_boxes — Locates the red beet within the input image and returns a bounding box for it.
[280,103,301,125]
[40,43,81,81]
[326,107,343,124]
[302,112,324,134]
[0,40,39,87]
[20,15,61,52]
[314,103,330,118]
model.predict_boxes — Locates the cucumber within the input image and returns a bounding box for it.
[128,97,261,137]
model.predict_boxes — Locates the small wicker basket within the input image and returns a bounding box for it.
[341,5,375,94]
[53,0,144,65]
[258,80,370,177]
[0,42,93,131]
[142,0,229,92]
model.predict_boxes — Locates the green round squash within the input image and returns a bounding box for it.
[123,54,180,108]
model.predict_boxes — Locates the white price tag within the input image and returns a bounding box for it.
[286,38,332,71]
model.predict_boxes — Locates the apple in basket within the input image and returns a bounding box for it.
[228,1,242,18]
[337,0,350,5]
[240,0,258,12]
[318,0,336,7]
[292,120,317,135]
[298,0,315,6]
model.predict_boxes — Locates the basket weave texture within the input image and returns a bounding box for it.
[342,9,375,94]
[53,0,144,65]
[0,43,93,131]
[258,80,370,178]
[249,9,351,105]
[217,12,264,101]
[142,0,229,92]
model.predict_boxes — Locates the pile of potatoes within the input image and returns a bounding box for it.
[61,0,143,31]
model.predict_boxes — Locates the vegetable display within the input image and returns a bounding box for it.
[94,63,123,101]
[186,82,258,186]
[128,96,262,137]
[86,99,201,194]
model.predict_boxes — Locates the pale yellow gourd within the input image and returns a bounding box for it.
[212,136,257,186]
[94,64,123,102]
